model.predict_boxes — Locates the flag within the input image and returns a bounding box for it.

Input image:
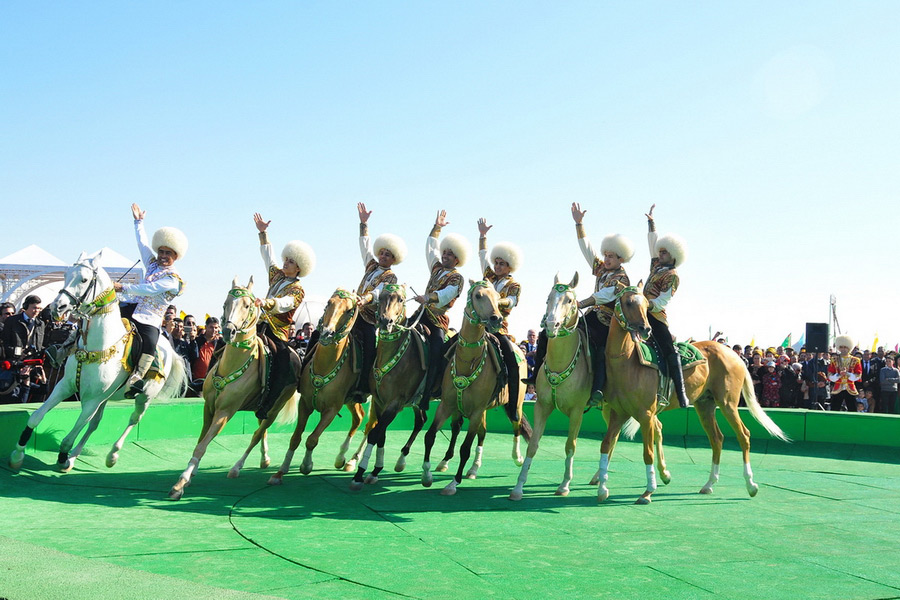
[179,310,187,320]
[780,334,791,348]
[870,333,878,353]
[749,336,755,347]
[792,333,805,352]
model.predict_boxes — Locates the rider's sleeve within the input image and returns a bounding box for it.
[426,225,441,270]
[122,274,181,297]
[648,230,658,258]
[479,241,490,274]
[578,236,599,269]
[591,284,618,305]
[260,242,278,271]
[360,223,375,265]
[648,288,674,313]
[134,220,154,268]
[267,294,301,314]
[434,279,461,308]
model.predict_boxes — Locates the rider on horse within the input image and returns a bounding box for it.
[115,203,187,399]
[413,210,468,401]
[644,204,690,408]
[351,202,407,402]
[477,217,524,419]
[252,212,315,419]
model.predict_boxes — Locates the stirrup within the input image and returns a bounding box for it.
[588,389,604,408]
[124,378,146,399]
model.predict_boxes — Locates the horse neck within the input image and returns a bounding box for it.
[313,335,350,370]
[606,314,635,363]
[220,329,257,370]
[81,308,126,349]
[455,318,486,362]
[545,328,582,370]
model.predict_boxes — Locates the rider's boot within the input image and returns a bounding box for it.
[589,348,606,407]
[667,354,690,408]
[124,354,154,399]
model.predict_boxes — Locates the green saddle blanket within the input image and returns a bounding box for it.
[636,340,706,372]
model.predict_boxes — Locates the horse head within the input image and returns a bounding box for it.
[376,283,407,333]
[615,281,651,343]
[221,276,257,343]
[466,280,503,333]
[318,288,359,345]
[542,272,580,337]
[51,251,114,321]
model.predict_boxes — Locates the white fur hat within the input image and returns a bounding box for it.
[834,334,855,350]
[152,227,188,259]
[490,242,523,272]
[282,241,316,277]
[373,233,407,265]
[440,233,470,267]
[600,234,635,263]
[655,233,687,267]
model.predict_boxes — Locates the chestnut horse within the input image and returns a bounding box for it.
[421,280,529,496]
[267,288,367,485]
[168,278,300,500]
[595,284,789,504]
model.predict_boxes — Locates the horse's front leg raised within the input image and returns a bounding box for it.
[10,377,76,470]
[443,412,483,496]
[510,399,550,501]
[169,409,233,500]
[57,399,106,472]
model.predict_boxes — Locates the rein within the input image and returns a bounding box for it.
[613,286,648,339]
[449,281,493,414]
[542,283,579,339]
[306,289,359,408]
[542,333,584,409]
[207,287,262,400]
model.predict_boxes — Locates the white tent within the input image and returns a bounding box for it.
[0,245,143,307]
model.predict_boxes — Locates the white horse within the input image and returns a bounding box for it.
[8,251,188,472]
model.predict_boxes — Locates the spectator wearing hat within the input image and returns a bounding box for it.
[760,360,781,407]
[827,335,862,411]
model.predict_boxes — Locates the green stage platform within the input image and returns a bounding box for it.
[1,399,899,600]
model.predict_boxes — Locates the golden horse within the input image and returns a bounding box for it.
[169,278,300,501]
[596,283,789,504]
[421,280,529,496]
[267,288,368,485]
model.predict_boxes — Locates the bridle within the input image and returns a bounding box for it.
[58,262,116,319]
[222,287,260,350]
[613,286,649,340]
[542,283,579,339]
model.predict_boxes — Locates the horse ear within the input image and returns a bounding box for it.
[76,251,87,263]
[247,276,254,290]
[94,248,105,264]
[553,272,560,285]
[468,279,476,288]
[636,279,644,294]
[570,272,579,288]
[232,276,239,288]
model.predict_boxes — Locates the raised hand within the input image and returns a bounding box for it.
[253,212,271,233]
[477,217,492,236]
[571,202,587,224]
[131,203,146,221]
[358,202,372,223]
[645,204,656,221]
[435,210,449,228]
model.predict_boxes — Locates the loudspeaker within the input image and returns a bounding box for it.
[805,323,829,353]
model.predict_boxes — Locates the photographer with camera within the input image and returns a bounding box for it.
[1,295,47,402]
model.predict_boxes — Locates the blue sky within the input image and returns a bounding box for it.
[3,2,899,349]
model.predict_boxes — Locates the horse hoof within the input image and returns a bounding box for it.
[349,479,364,491]
[299,463,312,476]
[260,458,270,469]
[660,471,671,485]
[227,468,240,479]
[635,495,652,505]
[555,487,570,497]
[267,474,284,486]
[394,456,407,472]
[588,477,599,486]
[364,474,379,485]
[747,483,759,497]
[421,472,433,487]
[334,457,347,470]
[440,484,458,496]
[9,450,24,471]
[465,471,478,480]
[699,486,713,495]
[168,487,184,501]
[508,490,523,502]
[106,452,118,468]
[343,460,356,473]
[59,458,75,473]
[597,487,610,502]
[435,460,449,473]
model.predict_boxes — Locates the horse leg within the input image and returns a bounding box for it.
[67,402,108,471]
[229,420,272,478]
[444,414,482,496]
[107,395,149,468]
[654,416,671,485]
[695,400,723,494]
[57,400,106,472]
[718,402,758,497]
[367,441,386,485]
[299,407,340,475]
[260,429,270,469]
[465,415,487,479]
[269,407,312,485]
[397,406,427,472]
[10,379,76,470]
[169,409,232,500]
[556,408,585,497]
[351,403,391,488]
[343,402,371,472]
[596,409,627,502]
[436,414,463,472]
[510,400,550,501]
[636,417,658,505]
[422,401,453,487]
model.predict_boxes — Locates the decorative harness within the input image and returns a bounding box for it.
[449,281,494,414]
[540,283,584,407]
[372,285,414,391]
[308,290,358,409]
[209,287,261,398]
[612,286,649,339]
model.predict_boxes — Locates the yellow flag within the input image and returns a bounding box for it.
[205,313,211,322]
[871,334,879,353]
[179,310,186,320]
[749,336,756,347]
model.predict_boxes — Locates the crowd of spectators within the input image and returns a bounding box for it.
[2,292,898,417]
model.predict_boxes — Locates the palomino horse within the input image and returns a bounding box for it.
[267,288,368,485]
[350,284,466,489]
[510,273,610,501]
[168,278,300,501]
[595,284,790,504]
[421,280,529,496]
[9,252,187,472]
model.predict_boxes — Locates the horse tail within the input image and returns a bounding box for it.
[159,355,189,400]
[620,417,640,441]
[275,391,299,426]
[741,368,791,442]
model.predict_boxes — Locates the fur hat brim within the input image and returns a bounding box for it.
[282,241,316,277]
[834,335,855,350]
[152,227,188,260]
[490,241,522,272]
[373,233,407,265]
[655,233,687,267]
[440,233,470,267]
[600,234,635,263]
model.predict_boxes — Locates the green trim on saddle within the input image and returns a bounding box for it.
[120,319,165,375]
[635,340,705,372]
